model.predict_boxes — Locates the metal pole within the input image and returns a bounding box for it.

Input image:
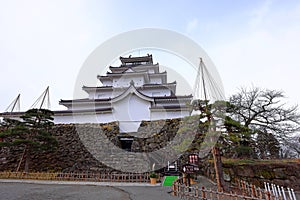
[10,94,20,112]
[39,86,49,109]
[200,58,208,101]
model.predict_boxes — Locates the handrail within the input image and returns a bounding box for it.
[171,176,297,200]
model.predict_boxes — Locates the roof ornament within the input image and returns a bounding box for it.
[130,80,135,86]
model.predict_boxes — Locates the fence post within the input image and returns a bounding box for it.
[272,183,278,198]
[288,188,293,200]
[195,186,199,198]
[281,186,287,200]
[234,192,238,200]
[291,189,296,200]
[265,191,271,200]
[276,185,283,200]
[251,184,256,197]
[242,180,246,195]
[201,186,206,200]
[172,182,177,196]
[259,189,263,200]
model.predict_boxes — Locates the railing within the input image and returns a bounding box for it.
[172,177,298,200]
[231,178,268,198]
[173,181,260,199]
[0,171,155,183]
[232,179,297,200]
[264,182,297,200]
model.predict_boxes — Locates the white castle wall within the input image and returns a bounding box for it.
[139,88,170,97]
[54,113,113,124]
[53,92,190,132]
[150,110,190,120]
[149,77,162,84]
[112,93,150,132]
[113,76,144,87]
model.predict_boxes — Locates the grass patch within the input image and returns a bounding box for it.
[162,176,179,186]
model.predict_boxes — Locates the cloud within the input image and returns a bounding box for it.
[186,18,198,33]
[248,0,272,28]
[0,0,110,111]
[210,1,300,105]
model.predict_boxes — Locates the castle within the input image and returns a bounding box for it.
[1,55,193,132]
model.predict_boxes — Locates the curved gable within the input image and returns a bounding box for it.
[111,84,154,103]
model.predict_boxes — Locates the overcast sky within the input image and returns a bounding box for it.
[0,0,300,111]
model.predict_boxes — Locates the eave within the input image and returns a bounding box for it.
[154,95,193,101]
[120,55,153,64]
[150,105,191,112]
[82,81,177,93]
[54,108,112,116]
[59,98,112,107]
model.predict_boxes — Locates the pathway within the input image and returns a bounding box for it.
[0,180,179,200]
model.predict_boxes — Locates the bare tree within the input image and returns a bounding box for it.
[228,87,300,158]
[280,136,300,158]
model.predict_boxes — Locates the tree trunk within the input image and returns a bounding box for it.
[212,146,226,192]
[16,148,26,172]
[24,147,30,173]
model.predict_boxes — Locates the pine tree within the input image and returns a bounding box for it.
[0,109,57,172]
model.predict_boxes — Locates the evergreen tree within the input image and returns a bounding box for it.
[222,116,255,158]
[0,109,57,172]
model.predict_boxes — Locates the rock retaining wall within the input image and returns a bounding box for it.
[1,117,203,173]
[1,117,298,191]
[202,160,300,191]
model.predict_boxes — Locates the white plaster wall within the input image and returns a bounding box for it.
[148,69,155,73]
[155,100,189,107]
[94,90,124,99]
[53,115,77,124]
[112,93,150,132]
[150,110,190,120]
[113,76,144,87]
[101,80,112,86]
[96,92,112,99]
[149,77,162,84]
[54,95,191,133]
[70,104,96,111]
[67,103,111,111]
[134,65,157,74]
[54,113,113,124]
[87,91,113,99]
[140,88,170,97]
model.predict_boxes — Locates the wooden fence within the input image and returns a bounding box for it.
[230,179,270,198]
[264,182,297,200]
[0,171,155,183]
[172,178,298,200]
[231,179,297,200]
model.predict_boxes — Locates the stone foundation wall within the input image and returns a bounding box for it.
[0,122,119,173]
[2,117,297,191]
[1,117,203,173]
[202,160,300,191]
